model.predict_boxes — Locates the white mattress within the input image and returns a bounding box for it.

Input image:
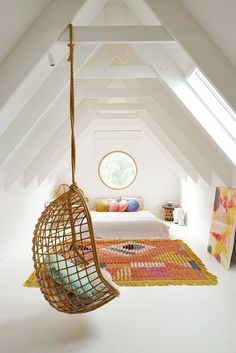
[90,210,169,239]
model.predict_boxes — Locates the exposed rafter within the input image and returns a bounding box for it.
[78,100,143,111]
[76,65,157,78]
[2,100,88,190]
[58,26,174,43]
[139,97,211,184]
[73,87,150,98]
[0,44,98,167]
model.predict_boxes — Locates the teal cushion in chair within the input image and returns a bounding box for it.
[45,254,94,297]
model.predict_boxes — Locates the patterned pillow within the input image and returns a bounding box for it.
[126,199,139,212]
[95,200,110,212]
[119,200,128,212]
[109,200,119,212]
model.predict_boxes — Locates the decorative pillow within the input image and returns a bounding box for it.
[109,200,119,212]
[119,200,128,212]
[126,199,139,212]
[95,199,110,212]
[122,197,144,210]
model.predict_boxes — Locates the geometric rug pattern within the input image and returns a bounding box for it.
[95,239,217,286]
[24,239,217,288]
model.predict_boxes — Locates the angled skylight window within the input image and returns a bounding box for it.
[187,68,236,142]
[185,68,236,165]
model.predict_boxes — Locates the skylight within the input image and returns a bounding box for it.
[187,68,236,142]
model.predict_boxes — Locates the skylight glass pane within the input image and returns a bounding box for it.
[187,68,236,141]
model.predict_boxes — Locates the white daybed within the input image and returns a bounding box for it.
[90,210,169,239]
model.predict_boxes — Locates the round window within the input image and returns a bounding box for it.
[98,151,137,189]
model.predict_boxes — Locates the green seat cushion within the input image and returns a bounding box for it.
[45,254,94,297]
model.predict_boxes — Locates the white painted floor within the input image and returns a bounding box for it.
[0,225,236,353]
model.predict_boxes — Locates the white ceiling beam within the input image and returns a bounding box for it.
[0,44,98,167]
[145,0,236,112]
[76,65,157,79]
[58,26,174,43]
[139,97,208,183]
[24,113,90,187]
[0,0,87,110]
[132,44,234,183]
[76,88,150,98]
[0,46,67,136]
[2,98,87,190]
[78,100,143,111]
[38,116,95,186]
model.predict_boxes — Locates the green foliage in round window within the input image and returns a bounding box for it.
[99,151,137,189]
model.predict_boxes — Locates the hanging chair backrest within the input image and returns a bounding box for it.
[33,185,119,313]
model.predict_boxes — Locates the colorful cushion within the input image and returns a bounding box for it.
[109,200,119,212]
[126,199,139,212]
[45,254,94,297]
[119,200,128,212]
[122,197,144,210]
[95,200,110,212]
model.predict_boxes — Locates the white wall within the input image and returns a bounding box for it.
[54,127,181,218]
[0,175,52,265]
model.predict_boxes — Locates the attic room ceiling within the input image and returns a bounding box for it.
[0,0,235,191]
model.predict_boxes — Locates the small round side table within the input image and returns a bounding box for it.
[162,204,178,222]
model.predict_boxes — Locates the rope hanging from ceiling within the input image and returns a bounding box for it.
[32,24,119,314]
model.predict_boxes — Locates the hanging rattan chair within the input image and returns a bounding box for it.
[32,24,119,314]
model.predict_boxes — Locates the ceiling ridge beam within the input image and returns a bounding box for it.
[0,0,87,110]
[145,0,236,113]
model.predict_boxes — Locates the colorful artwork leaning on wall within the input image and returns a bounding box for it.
[208,186,236,270]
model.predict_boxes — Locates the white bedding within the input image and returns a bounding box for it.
[90,210,169,239]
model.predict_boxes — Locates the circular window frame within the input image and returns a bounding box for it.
[98,150,137,190]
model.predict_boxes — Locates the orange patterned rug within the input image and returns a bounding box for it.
[95,239,217,286]
[24,239,217,288]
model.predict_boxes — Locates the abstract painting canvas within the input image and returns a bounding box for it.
[208,186,236,269]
